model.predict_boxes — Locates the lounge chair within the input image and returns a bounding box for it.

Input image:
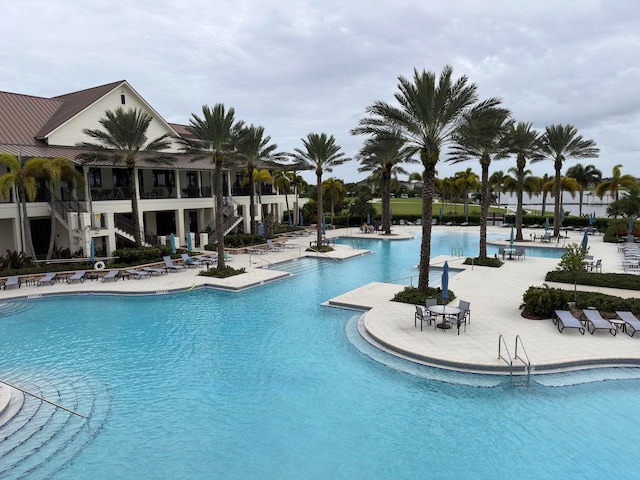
[126,269,151,279]
[246,246,268,254]
[67,271,86,284]
[541,233,551,243]
[582,310,616,336]
[101,270,119,282]
[142,266,166,276]
[194,255,216,265]
[224,252,233,262]
[553,310,585,334]
[181,253,204,268]
[37,272,57,286]
[163,256,184,272]
[615,311,640,337]
[266,239,284,252]
[4,276,20,290]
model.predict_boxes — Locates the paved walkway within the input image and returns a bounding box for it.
[1,225,638,376]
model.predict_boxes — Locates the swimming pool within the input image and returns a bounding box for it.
[1,232,636,479]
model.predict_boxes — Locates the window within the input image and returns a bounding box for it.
[153,170,175,187]
[113,169,129,188]
[89,168,102,188]
[186,171,198,187]
[121,94,126,105]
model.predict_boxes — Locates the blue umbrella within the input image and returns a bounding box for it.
[582,230,589,251]
[299,211,303,226]
[288,212,292,229]
[441,261,449,303]
[390,208,393,221]
[170,233,176,254]
[590,212,596,226]
[629,216,634,235]
[510,226,514,247]
[187,232,193,251]
[367,213,371,225]
[322,213,326,236]
[89,238,95,263]
[560,208,565,225]
[544,217,549,231]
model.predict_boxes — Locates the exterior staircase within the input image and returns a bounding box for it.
[114,214,155,247]
[203,203,243,244]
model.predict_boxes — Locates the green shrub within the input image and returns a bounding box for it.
[463,257,503,267]
[199,266,246,278]
[545,270,640,290]
[224,234,266,248]
[521,284,571,318]
[574,291,640,316]
[112,247,164,264]
[393,286,456,305]
[604,218,638,243]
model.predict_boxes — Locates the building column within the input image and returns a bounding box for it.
[104,213,117,255]
[175,208,186,248]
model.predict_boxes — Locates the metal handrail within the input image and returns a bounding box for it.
[497,335,513,377]
[0,379,86,419]
[514,335,534,384]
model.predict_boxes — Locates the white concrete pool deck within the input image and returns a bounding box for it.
[1,225,638,375]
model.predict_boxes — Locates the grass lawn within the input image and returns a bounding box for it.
[370,199,504,217]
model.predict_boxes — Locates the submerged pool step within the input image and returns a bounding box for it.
[0,300,34,318]
[0,371,110,479]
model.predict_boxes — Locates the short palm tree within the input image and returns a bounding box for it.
[235,124,279,234]
[356,130,415,234]
[501,122,542,241]
[351,65,498,291]
[322,177,348,226]
[290,133,348,248]
[77,107,174,248]
[42,157,84,259]
[180,104,243,269]
[565,163,602,216]
[594,164,637,202]
[289,172,308,225]
[272,169,294,226]
[0,153,46,259]
[453,168,480,223]
[448,104,511,257]
[489,170,507,214]
[536,124,599,237]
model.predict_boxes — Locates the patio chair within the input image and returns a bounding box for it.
[181,253,204,268]
[425,298,438,324]
[447,300,470,334]
[4,276,20,290]
[163,256,184,272]
[224,252,233,262]
[126,269,151,279]
[498,246,506,260]
[67,271,86,284]
[142,266,166,276]
[615,311,640,337]
[37,272,57,286]
[458,300,471,324]
[553,310,585,334]
[590,259,602,273]
[101,270,119,282]
[414,305,431,331]
[266,239,284,252]
[582,310,616,336]
[515,247,526,260]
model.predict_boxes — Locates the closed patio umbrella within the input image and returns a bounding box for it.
[629,216,634,235]
[544,217,549,231]
[170,233,176,254]
[561,208,565,225]
[187,232,193,251]
[590,212,596,226]
[89,238,95,263]
[582,231,589,251]
[441,261,449,303]
[322,213,326,236]
[510,226,514,247]
[367,213,370,225]
[299,211,303,226]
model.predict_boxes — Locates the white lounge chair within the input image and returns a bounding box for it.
[101,270,119,282]
[142,266,166,276]
[553,310,585,334]
[582,310,616,336]
[615,311,640,337]
[4,276,20,290]
[37,272,57,286]
[163,256,184,272]
[266,239,284,252]
[181,253,204,268]
[126,269,151,279]
[67,271,86,283]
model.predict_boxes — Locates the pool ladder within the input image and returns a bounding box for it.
[498,335,534,386]
[451,246,464,257]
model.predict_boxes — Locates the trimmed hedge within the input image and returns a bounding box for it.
[545,270,640,290]
[575,291,640,317]
[521,285,571,318]
[393,286,456,305]
[463,257,503,267]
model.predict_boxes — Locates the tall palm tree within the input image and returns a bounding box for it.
[449,105,511,257]
[595,164,637,202]
[290,133,348,247]
[453,168,480,223]
[42,157,84,260]
[536,124,599,237]
[489,170,507,214]
[538,173,552,216]
[272,169,294,227]
[322,177,348,226]
[289,172,308,225]
[351,65,498,291]
[0,153,46,259]
[180,104,243,269]
[356,131,415,234]
[501,122,542,241]
[235,124,279,234]
[77,107,174,248]
[565,163,602,216]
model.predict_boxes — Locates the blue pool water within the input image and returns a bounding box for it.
[2,232,636,479]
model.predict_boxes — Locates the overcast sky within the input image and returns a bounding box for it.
[2,0,639,185]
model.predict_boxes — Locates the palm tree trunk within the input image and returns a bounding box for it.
[249,168,256,234]
[418,156,436,292]
[215,161,225,269]
[479,160,489,258]
[46,185,56,260]
[19,189,37,260]
[516,158,525,241]
[578,189,584,216]
[553,161,562,237]
[541,193,547,216]
[128,167,142,248]
[316,172,323,247]
[382,166,391,234]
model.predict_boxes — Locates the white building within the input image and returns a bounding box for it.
[0,80,304,258]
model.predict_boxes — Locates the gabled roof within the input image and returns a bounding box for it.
[35,80,126,139]
[0,91,62,146]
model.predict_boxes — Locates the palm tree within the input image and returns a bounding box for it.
[235,125,279,234]
[243,168,273,224]
[289,172,308,225]
[501,122,542,241]
[272,169,294,227]
[180,104,243,269]
[489,170,507,214]
[453,168,480,223]
[449,105,511,257]
[290,133,348,248]
[0,153,46,259]
[536,124,599,237]
[595,164,637,202]
[356,131,415,234]
[42,157,84,260]
[538,173,552,216]
[351,65,498,291]
[565,163,602,216]
[76,107,174,248]
[322,177,348,226]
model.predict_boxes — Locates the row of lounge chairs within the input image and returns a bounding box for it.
[620,243,640,272]
[553,309,640,337]
[246,239,296,254]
